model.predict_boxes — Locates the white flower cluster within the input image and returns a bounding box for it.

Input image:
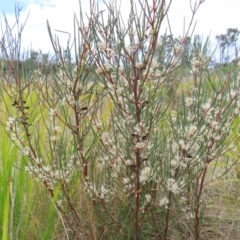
[132,122,151,151]
[122,176,135,193]
[5,117,15,131]
[139,166,152,184]
[167,178,180,194]
[98,42,116,57]
[60,94,76,106]
[49,108,57,120]
[50,125,62,142]
[84,181,112,202]
[144,59,163,80]
[25,156,75,190]
[159,196,169,208]
[22,147,30,156]
[99,131,130,179]
[32,69,43,82]
[6,117,31,156]
[57,66,87,109]
[169,86,240,178]
[58,68,83,91]
[101,132,114,146]
[141,194,152,211]
[95,37,163,111]
[191,54,210,74]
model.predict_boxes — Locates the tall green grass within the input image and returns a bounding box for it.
[0,91,61,239]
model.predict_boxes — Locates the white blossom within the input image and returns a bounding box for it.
[102,132,113,145]
[140,167,151,183]
[188,125,197,137]
[96,67,105,74]
[53,126,61,132]
[145,194,152,203]
[103,63,112,72]
[230,90,237,98]
[49,108,56,117]
[178,139,187,150]
[167,178,180,194]
[202,102,211,112]
[123,177,130,184]
[22,147,30,156]
[43,165,51,172]
[159,197,169,207]
[125,159,133,166]
[171,159,179,169]
[135,62,144,69]
[6,117,15,131]
[135,142,146,149]
[50,135,59,142]
[98,42,107,50]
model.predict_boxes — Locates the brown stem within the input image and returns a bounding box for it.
[134,149,141,239]
[194,163,208,240]
[163,191,172,240]
[62,186,93,239]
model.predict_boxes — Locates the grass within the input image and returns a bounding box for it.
[0,89,60,240]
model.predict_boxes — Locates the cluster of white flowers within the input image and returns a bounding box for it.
[135,142,146,149]
[139,58,164,82]
[58,69,72,87]
[50,136,58,142]
[98,41,116,57]
[123,114,135,123]
[159,196,169,208]
[5,117,15,131]
[141,194,152,210]
[133,122,149,138]
[187,125,197,138]
[56,66,91,115]
[185,97,194,107]
[49,108,57,120]
[60,94,76,106]
[126,44,137,54]
[178,139,189,151]
[50,125,62,142]
[84,181,112,202]
[25,156,75,190]
[96,66,105,75]
[191,54,210,74]
[103,63,113,72]
[167,178,180,194]
[5,117,32,156]
[135,62,144,69]
[58,68,83,90]
[22,147,30,156]
[184,208,195,220]
[98,42,107,50]
[168,84,240,184]
[122,175,135,193]
[98,130,131,180]
[145,194,152,203]
[32,69,42,78]
[95,33,164,117]
[139,166,152,184]
[170,155,180,169]
[101,132,114,146]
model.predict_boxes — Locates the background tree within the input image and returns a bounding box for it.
[216,28,240,65]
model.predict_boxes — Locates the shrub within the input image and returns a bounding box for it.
[1,0,240,239]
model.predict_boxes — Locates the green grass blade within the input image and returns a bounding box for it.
[43,183,61,240]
